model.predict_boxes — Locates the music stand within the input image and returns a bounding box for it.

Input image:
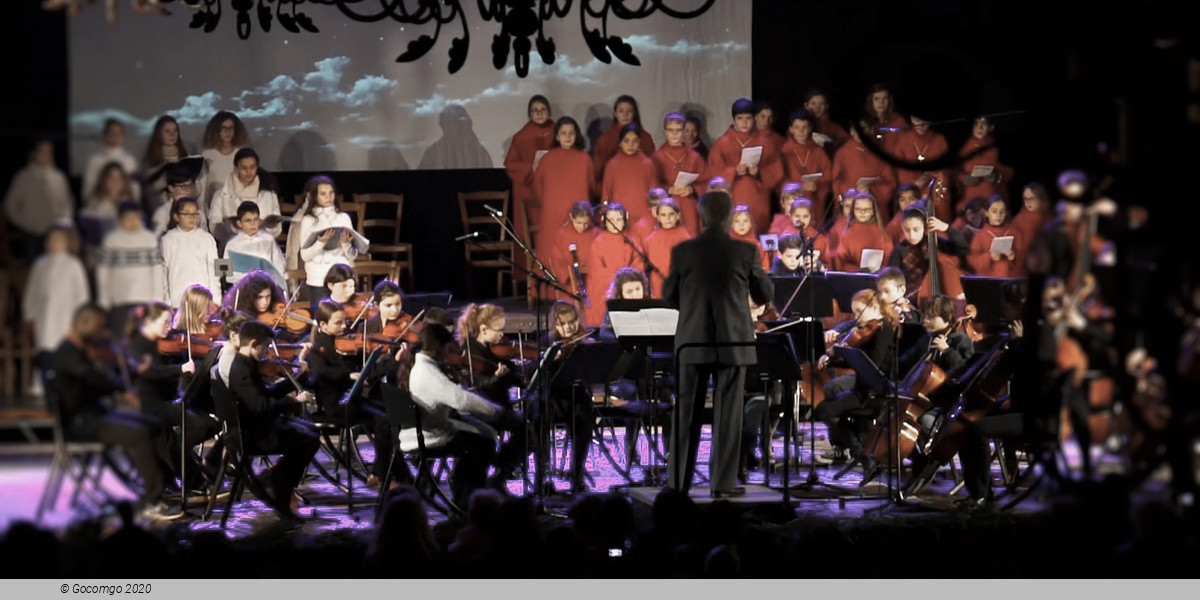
[825,272,879,313]
[833,345,904,507]
[548,340,631,487]
[745,327,809,508]
[771,274,833,318]
[404,292,453,316]
[960,276,1022,326]
[607,299,677,485]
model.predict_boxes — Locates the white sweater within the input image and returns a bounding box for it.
[199,147,240,212]
[22,252,90,351]
[401,353,502,452]
[161,226,221,304]
[297,206,365,286]
[3,164,73,235]
[209,173,282,240]
[96,228,166,308]
[81,146,139,201]
[223,230,287,285]
[151,195,209,237]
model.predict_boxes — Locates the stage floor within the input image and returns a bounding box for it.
[1,421,1121,540]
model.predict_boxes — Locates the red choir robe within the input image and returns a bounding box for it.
[533,147,595,255]
[548,223,596,303]
[602,151,658,227]
[779,137,834,224]
[869,113,908,156]
[959,135,1015,210]
[761,129,786,156]
[1010,209,1052,258]
[584,229,640,327]
[968,222,1026,278]
[630,215,656,246]
[652,143,707,235]
[825,214,849,254]
[893,238,968,302]
[593,126,656,186]
[643,225,692,298]
[730,227,770,272]
[885,212,905,244]
[812,231,834,267]
[691,140,709,161]
[504,119,555,233]
[708,127,784,234]
[812,114,850,149]
[894,127,950,191]
[831,141,898,222]
[833,221,893,272]
[768,214,791,235]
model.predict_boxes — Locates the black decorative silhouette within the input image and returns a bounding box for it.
[152,0,715,76]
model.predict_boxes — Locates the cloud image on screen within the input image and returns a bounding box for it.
[67,4,751,173]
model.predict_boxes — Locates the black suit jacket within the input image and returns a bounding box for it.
[664,229,773,366]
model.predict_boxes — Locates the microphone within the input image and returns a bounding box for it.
[483,205,503,217]
[455,231,481,242]
[876,127,904,133]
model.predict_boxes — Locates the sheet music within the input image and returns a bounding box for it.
[988,235,1014,255]
[532,149,549,172]
[609,308,679,337]
[759,234,779,253]
[856,176,879,188]
[673,171,699,189]
[801,172,822,184]
[740,146,763,168]
[970,165,994,178]
[860,248,884,272]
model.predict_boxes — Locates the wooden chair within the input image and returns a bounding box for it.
[515,196,539,307]
[353,260,400,292]
[352,193,414,289]
[457,191,516,298]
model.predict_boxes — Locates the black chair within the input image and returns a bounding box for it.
[203,367,284,527]
[36,389,135,520]
[377,382,462,517]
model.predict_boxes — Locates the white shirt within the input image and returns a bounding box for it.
[296,206,366,286]
[199,147,240,211]
[81,146,139,201]
[151,195,209,237]
[161,226,221,304]
[3,163,73,235]
[22,252,90,351]
[401,353,501,452]
[223,230,287,286]
[209,172,282,242]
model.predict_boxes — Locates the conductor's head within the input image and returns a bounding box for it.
[699,190,733,232]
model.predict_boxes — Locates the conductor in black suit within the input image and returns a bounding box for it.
[664,190,774,497]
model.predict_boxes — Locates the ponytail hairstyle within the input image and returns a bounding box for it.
[456,303,505,345]
[302,175,338,219]
[607,267,649,300]
[127,300,172,341]
[173,284,214,334]
[851,288,899,331]
[223,270,285,315]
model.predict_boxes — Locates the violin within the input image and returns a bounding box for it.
[341,292,377,324]
[837,318,882,349]
[380,313,424,345]
[156,332,215,358]
[488,340,540,362]
[258,303,315,334]
[953,304,987,344]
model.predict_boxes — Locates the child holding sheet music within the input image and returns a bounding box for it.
[780,109,833,222]
[1011,182,1054,258]
[832,193,893,273]
[603,123,660,229]
[160,196,220,305]
[504,95,555,235]
[209,148,282,245]
[707,98,783,233]
[652,112,706,235]
[585,203,640,327]
[958,116,1015,210]
[296,175,368,304]
[223,201,287,286]
[831,122,898,221]
[967,195,1025,278]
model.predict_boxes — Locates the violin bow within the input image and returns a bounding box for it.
[268,339,306,394]
[390,309,426,344]
[273,285,303,330]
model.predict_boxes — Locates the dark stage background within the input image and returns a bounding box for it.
[0,1,1194,356]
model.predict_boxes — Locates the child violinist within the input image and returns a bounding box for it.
[295,175,369,304]
[305,298,398,489]
[967,195,1025,278]
[832,193,893,273]
[223,269,287,320]
[534,300,597,492]
[813,288,899,467]
[584,202,640,327]
[888,204,969,301]
[160,196,220,306]
[323,263,366,323]
[642,197,692,298]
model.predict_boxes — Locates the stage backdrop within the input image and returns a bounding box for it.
[67,2,751,174]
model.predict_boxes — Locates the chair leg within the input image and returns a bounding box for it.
[220,472,243,529]
[203,446,230,521]
[69,453,97,509]
[36,450,67,520]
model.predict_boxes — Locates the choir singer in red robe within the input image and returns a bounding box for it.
[533,116,594,259]
[653,112,707,235]
[504,95,555,238]
[593,95,656,187]
[780,109,833,225]
[707,98,783,235]
[602,123,659,229]
[832,122,898,222]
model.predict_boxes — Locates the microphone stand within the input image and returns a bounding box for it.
[600,213,662,284]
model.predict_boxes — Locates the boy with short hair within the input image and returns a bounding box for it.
[222,200,287,286]
[652,112,707,235]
